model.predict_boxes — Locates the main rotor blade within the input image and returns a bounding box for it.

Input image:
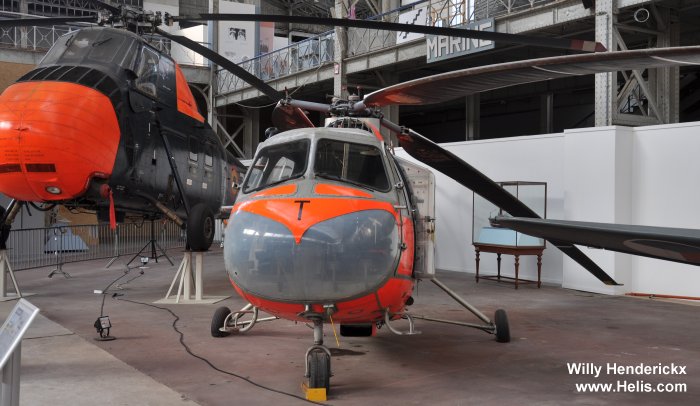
[173,14,604,53]
[155,28,283,101]
[270,99,333,130]
[362,46,700,108]
[381,120,619,285]
[0,16,95,27]
[492,216,700,266]
[271,103,314,131]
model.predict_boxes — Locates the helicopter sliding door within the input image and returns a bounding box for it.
[395,157,435,279]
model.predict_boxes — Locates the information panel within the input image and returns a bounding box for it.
[0,299,39,369]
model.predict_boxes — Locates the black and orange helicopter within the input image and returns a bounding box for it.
[2,3,700,397]
[0,4,251,251]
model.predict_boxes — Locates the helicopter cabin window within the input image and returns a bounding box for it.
[243,140,310,193]
[135,47,160,97]
[314,139,390,191]
[188,136,199,175]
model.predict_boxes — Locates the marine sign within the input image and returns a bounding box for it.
[426,18,495,63]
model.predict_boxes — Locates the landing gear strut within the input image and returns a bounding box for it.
[404,277,511,343]
[209,303,277,337]
[305,318,331,395]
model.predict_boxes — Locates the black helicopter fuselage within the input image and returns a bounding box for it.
[0,27,243,248]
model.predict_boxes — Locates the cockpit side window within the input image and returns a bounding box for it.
[88,34,125,65]
[314,139,390,192]
[243,140,310,193]
[39,32,73,65]
[135,46,160,97]
[55,29,99,63]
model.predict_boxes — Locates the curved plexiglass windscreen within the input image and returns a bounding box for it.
[224,210,399,302]
[314,139,390,192]
[243,140,310,193]
[40,29,137,69]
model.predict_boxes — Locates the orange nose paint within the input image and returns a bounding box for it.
[0,81,120,201]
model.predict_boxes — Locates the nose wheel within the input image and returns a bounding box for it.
[303,318,332,400]
[306,347,331,394]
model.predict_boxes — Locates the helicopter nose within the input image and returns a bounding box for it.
[224,208,400,302]
[0,81,120,201]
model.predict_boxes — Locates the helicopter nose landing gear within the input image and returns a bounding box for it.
[303,318,332,401]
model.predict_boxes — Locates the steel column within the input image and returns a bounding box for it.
[333,0,349,99]
[595,0,617,126]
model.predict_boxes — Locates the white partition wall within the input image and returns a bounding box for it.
[397,121,700,297]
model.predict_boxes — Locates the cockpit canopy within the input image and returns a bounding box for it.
[40,28,139,70]
[242,130,391,193]
[39,28,176,103]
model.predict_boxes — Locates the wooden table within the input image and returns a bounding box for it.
[474,244,544,289]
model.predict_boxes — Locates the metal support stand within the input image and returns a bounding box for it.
[47,263,70,279]
[126,220,173,267]
[0,345,20,406]
[47,228,70,279]
[155,251,227,304]
[0,251,33,302]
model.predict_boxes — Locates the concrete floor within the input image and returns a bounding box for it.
[6,248,699,405]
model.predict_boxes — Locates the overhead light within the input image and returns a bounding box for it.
[45,186,62,195]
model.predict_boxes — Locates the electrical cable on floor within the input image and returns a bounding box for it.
[98,265,135,317]
[116,297,329,406]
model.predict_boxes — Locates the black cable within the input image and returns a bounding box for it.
[116,298,327,405]
[98,266,133,317]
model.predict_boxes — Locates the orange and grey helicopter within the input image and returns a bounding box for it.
[170,13,700,396]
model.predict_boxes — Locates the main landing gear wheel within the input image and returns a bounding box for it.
[187,203,215,251]
[211,306,231,337]
[494,309,511,343]
[307,349,331,393]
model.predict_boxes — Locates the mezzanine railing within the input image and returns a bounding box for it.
[215,0,562,96]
